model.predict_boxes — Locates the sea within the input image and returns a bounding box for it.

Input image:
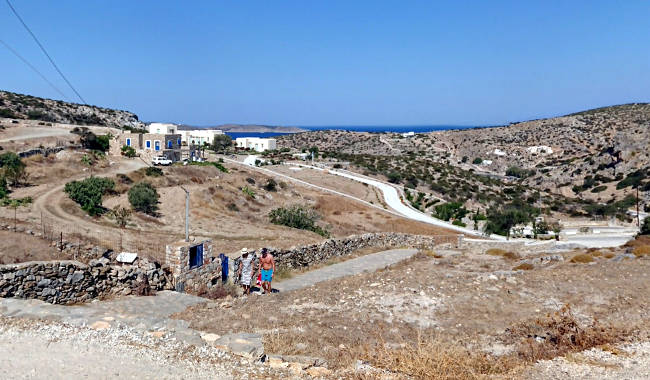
[225,125,478,139]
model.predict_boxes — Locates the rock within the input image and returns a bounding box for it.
[90,321,111,330]
[306,367,332,377]
[200,333,221,343]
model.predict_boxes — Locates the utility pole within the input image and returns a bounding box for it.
[637,186,640,227]
[180,186,190,242]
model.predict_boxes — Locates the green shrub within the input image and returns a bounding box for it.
[241,186,256,199]
[590,185,607,193]
[64,177,115,216]
[145,166,163,177]
[386,171,402,184]
[210,134,233,152]
[268,204,329,237]
[433,202,468,222]
[121,145,136,158]
[452,219,466,227]
[472,157,483,165]
[0,152,27,186]
[0,108,18,118]
[642,218,650,235]
[0,176,7,198]
[128,182,159,215]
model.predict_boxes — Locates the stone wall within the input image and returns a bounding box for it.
[0,258,172,305]
[232,233,440,276]
[165,239,221,294]
[461,238,558,255]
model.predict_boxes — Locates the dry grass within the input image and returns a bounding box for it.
[356,334,518,380]
[486,248,520,260]
[570,253,595,263]
[507,305,627,363]
[632,245,650,257]
[604,252,616,259]
[513,263,534,271]
[195,282,240,300]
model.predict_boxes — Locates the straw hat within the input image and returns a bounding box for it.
[240,248,248,254]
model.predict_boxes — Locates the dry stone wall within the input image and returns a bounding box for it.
[233,233,439,273]
[0,258,172,305]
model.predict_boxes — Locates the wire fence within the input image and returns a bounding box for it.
[31,213,171,260]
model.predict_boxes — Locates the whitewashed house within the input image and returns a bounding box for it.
[180,129,224,146]
[493,148,507,156]
[526,145,553,155]
[148,123,178,134]
[235,137,277,152]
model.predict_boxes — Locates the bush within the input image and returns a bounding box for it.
[145,166,163,177]
[386,171,402,184]
[452,220,466,227]
[506,166,535,179]
[0,152,28,186]
[264,178,277,192]
[210,134,233,152]
[121,145,136,158]
[268,204,329,237]
[64,177,115,216]
[0,108,18,118]
[0,176,6,198]
[590,185,607,193]
[109,205,132,228]
[128,182,159,215]
[633,245,650,257]
[570,253,594,263]
[472,157,483,165]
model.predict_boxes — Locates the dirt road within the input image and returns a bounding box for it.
[0,127,71,142]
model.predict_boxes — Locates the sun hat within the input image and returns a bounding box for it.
[241,248,248,254]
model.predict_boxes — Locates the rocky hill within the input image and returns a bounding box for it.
[277,104,650,220]
[0,90,143,129]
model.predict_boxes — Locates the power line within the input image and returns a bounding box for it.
[0,39,70,101]
[5,0,87,104]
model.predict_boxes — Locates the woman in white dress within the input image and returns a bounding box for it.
[237,248,254,295]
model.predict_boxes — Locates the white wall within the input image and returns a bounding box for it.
[235,137,277,152]
[148,123,177,134]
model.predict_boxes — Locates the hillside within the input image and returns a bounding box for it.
[179,124,305,133]
[0,90,143,129]
[277,104,650,222]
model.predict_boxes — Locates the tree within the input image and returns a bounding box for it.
[72,127,110,152]
[0,152,28,186]
[110,205,132,228]
[128,182,159,215]
[483,207,531,239]
[64,177,115,216]
[210,134,233,152]
[308,146,319,159]
[386,171,402,184]
[0,175,7,199]
[121,145,136,158]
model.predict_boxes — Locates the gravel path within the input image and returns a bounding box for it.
[274,248,418,292]
[0,127,71,142]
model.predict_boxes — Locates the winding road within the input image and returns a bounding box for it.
[229,155,501,239]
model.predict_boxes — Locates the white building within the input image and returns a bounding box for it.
[493,148,507,157]
[401,131,415,137]
[180,129,224,146]
[148,123,178,134]
[235,137,277,152]
[526,145,553,155]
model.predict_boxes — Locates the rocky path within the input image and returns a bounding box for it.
[274,248,418,292]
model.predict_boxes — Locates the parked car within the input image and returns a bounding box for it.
[152,156,172,166]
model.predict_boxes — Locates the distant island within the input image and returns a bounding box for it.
[178,124,306,133]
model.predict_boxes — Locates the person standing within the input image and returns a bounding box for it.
[258,248,275,294]
[237,248,254,295]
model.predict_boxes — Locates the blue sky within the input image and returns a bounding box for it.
[1,1,648,126]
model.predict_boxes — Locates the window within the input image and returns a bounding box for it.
[154,141,160,151]
[145,140,151,149]
[126,138,131,147]
[167,140,173,149]
[189,244,203,269]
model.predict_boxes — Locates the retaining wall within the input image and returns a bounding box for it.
[0,258,171,305]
